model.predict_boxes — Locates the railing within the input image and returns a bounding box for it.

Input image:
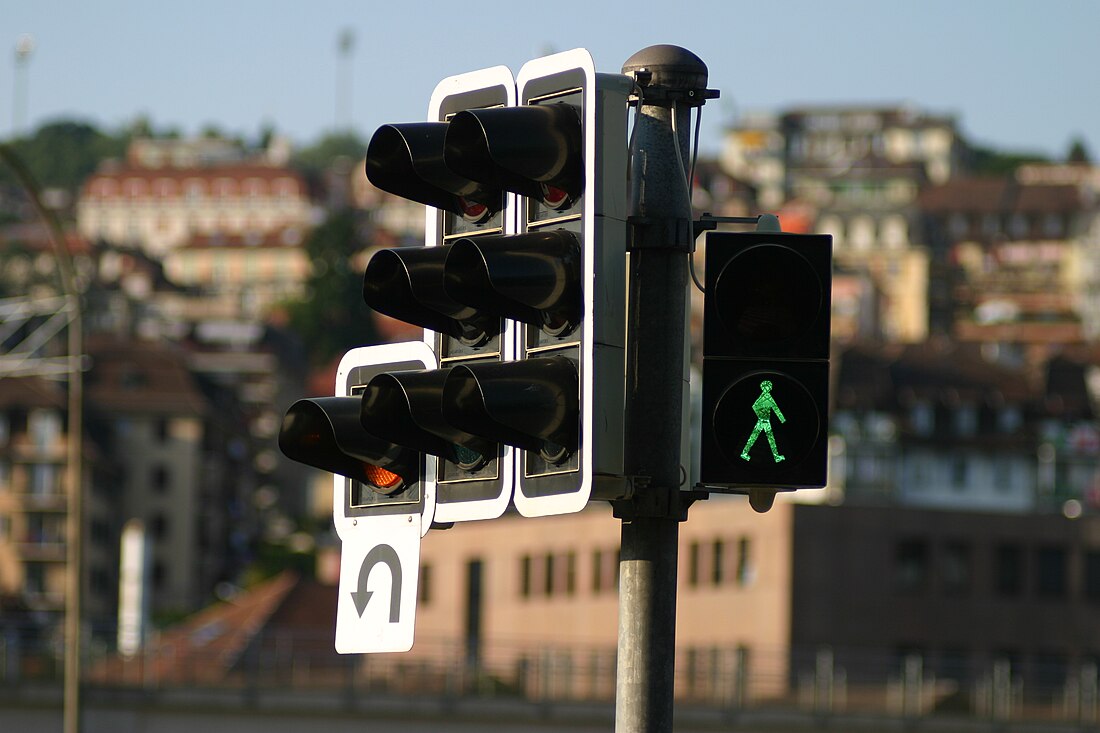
[1,628,1097,728]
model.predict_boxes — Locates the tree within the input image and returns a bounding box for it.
[0,119,128,193]
[283,209,379,367]
[290,130,367,178]
[970,144,1049,176]
[1067,137,1092,164]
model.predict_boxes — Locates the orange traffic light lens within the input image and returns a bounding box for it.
[363,464,403,493]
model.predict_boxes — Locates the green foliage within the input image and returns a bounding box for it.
[1067,137,1092,164]
[290,130,367,178]
[970,144,1049,176]
[242,539,316,585]
[0,119,128,193]
[283,208,379,367]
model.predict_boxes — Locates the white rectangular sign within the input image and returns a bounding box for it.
[335,515,420,654]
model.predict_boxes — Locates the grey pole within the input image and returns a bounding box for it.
[615,45,711,733]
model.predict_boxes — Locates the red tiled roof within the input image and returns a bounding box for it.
[919,177,1083,214]
[0,375,66,410]
[181,227,307,250]
[87,571,302,685]
[84,335,211,416]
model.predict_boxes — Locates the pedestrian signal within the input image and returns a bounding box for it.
[699,227,831,491]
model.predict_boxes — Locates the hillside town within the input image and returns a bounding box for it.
[3,102,1100,725]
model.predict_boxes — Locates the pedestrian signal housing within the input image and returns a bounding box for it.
[699,229,832,490]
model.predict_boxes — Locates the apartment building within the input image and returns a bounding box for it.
[82,334,255,617]
[0,376,120,628]
[76,162,313,260]
[919,168,1100,347]
[721,106,970,343]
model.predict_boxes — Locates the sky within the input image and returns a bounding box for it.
[2,0,1098,160]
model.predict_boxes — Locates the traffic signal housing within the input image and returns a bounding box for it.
[444,49,631,517]
[362,66,517,523]
[361,50,631,520]
[278,342,438,534]
[699,229,832,491]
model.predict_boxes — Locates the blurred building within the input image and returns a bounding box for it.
[0,376,119,629]
[831,341,1100,513]
[721,105,971,344]
[918,172,1100,348]
[76,161,313,260]
[0,331,262,638]
[162,226,311,320]
[81,335,256,618]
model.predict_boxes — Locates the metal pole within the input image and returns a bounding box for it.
[0,144,84,733]
[614,45,710,733]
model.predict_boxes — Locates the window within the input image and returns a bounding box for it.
[592,548,618,594]
[736,537,753,586]
[1085,551,1100,601]
[954,405,978,436]
[993,460,1012,493]
[544,554,555,596]
[1035,652,1067,690]
[0,514,10,539]
[687,542,700,587]
[152,561,167,590]
[150,514,169,542]
[950,457,969,490]
[1036,545,1067,598]
[948,213,969,238]
[151,465,170,493]
[24,564,46,594]
[520,555,532,598]
[0,414,8,446]
[995,544,1024,597]
[565,552,576,596]
[712,540,725,585]
[418,563,432,605]
[28,409,62,450]
[998,407,1023,434]
[155,419,170,443]
[911,403,934,436]
[937,648,970,684]
[895,539,929,593]
[941,541,972,596]
[881,215,908,249]
[30,463,59,497]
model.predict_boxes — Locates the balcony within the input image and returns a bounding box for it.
[19,490,68,511]
[16,538,67,562]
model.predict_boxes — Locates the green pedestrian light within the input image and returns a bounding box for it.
[740,379,786,463]
[699,226,832,492]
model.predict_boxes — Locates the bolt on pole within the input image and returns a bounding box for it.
[615,45,711,733]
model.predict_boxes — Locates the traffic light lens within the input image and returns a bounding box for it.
[363,463,404,494]
[712,244,823,346]
[452,443,486,471]
[540,184,572,210]
[458,197,491,224]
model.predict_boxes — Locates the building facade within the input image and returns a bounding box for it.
[76,163,313,259]
[721,106,971,343]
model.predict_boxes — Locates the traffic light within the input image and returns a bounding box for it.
[362,65,517,523]
[362,50,631,519]
[502,49,631,516]
[278,342,438,533]
[699,225,832,491]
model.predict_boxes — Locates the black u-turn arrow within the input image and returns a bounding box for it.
[350,543,402,622]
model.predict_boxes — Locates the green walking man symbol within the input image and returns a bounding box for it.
[740,380,786,463]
